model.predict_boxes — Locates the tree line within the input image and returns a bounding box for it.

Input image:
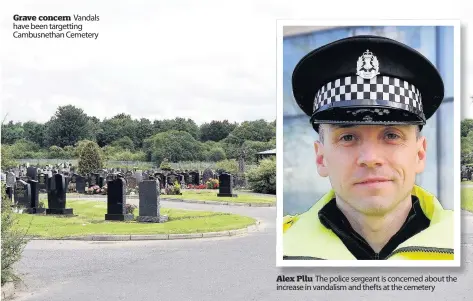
[2,105,276,165]
[461,119,473,164]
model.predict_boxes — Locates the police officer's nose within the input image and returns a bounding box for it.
[356,141,384,168]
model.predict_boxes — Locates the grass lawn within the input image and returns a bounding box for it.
[461,180,473,185]
[160,190,276,204]
[15,200,255,238]
[461,187,473,213]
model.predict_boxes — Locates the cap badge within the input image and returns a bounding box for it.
[356,49,380,79]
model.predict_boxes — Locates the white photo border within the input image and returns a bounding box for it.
[276,19,462,267]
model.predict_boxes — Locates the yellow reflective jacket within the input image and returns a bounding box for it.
[283,185,454,260]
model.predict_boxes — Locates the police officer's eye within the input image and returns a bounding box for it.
[340,135,354,141]
[386,133,400,139]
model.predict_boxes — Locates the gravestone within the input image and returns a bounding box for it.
[217,173,237,197]
[167,174,178,186]
[27,167,38,180]
[98,176,105,188]
[105,178,134,221]
[189,171,200,185]
[137,180,168,223]
[25,180,46,214]
[142,173,149,181]
[89,173,99,187]
[106,174,115,182]
[126,177,137,189]
[183,173,190,185]
[76,176,86,193]
[14,180,31,208]
[13,169,20,178]
[70,174,78,183]
[6,172,15,187]
[155,173,165,189]
[5,186,13,200]
[38,173,48,190]
[46,174,73,215]
[202,168,214,183]
[134,171,143,183]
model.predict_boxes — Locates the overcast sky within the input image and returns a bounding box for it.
[1,0,472,124]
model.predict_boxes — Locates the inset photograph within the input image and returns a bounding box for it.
[277,21,460,266]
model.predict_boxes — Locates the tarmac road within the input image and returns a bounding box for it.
[12,199,473,301]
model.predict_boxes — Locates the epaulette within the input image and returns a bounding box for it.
[283,215,300,233]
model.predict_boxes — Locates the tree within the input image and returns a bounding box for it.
[461,119,473,137]
[44,105,94,147]
[143,130,204,164]
[1,146,17,170]
[200,120,237,142]
[22,121,46,147]
[78,141,104,174]
[153,118,200,140]
[1,121,24,144]
[111,136,135,151]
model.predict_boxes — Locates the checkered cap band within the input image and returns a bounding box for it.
[313,76,423,113]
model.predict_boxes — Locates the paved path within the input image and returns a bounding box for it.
[12,200,473,301]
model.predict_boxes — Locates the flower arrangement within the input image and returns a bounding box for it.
[206,179,219,189]
[125,204,137,214]
[164,181,182,195]
[186,184,206,189]
[87,185,106,195]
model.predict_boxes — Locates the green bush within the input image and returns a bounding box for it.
[247,157,276,194]
[215,159,238,175]
[159,158,172,171]
[1,182,30,285]
[78,141,104,174]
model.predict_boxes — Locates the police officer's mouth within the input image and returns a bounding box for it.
[354,177,393,185]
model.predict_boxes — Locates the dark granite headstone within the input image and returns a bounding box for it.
[76,176,86,193]
[217,173,237,197]
[25,180,46,214]
[137,180,167,223]
[189,171,200,185]
[38,173,47,190]
[26,167,38,181]
[14,180,31,207]
[5,186,13,200]
[70,174,78,183]
[89,173,99,187]
[183,173,190,185]
[202,168,214,183]
[105,178,133,221]
[46,174,73,214]
[142,173,149,181]
[98,176,105,188]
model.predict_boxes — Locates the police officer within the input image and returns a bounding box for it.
[283,35,454,260]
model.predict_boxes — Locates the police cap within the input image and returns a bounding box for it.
[291,35,444,131]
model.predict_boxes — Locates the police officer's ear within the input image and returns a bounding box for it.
[415,136,427,174]
[314,141,329,177]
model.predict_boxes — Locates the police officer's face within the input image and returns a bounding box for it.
[314,124,427,215]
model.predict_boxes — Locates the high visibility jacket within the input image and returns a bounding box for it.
[283,185,454,260]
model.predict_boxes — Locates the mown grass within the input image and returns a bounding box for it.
[160,190,276,204]
[15,200,255,238]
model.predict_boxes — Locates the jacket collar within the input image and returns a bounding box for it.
[283,185,453,260]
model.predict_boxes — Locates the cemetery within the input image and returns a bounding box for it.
[1,161,271,238]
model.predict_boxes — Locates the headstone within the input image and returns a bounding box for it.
[98,176,105,188]
[6,172,15,187]
[76,176,86,193]
[142,173,149,181]
[167,173,178,186]
[105,178,134,221]
[89,173,99,187]
[25,180,46,214]
[137,180,167,223]
[46,174,73,215]
[217,173,237,197]
[14,180,31,208]
[134,171,143,183]
[5,186,13,200]
[202,168,214,183]
[126,177,137,189]
[38,173,48,190]
[70,174,78,183]
[106,174,115,182]
[13,169,20,178]
[189,171,200,185]
[183,173,190,185]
